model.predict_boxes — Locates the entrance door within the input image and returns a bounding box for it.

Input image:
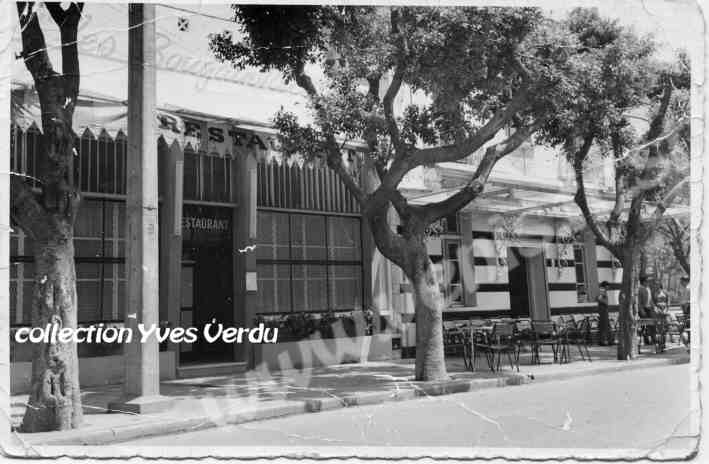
[507,247,550,320]
[180,205,235,364]
[191,245,234,362]
[507,247,530,317]
[524,248,551,321]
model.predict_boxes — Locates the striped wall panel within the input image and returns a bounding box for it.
[454,225,624,315]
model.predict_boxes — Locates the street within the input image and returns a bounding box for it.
[124,363,692,449]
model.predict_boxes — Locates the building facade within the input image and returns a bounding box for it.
[9,4,626,392]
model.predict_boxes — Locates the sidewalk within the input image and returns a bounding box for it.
[8,343,690,448]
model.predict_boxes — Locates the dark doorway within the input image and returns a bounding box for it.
[180,205,235,364]
[187,245,234,362]
[507,247,530,318]
[507,247,550,320]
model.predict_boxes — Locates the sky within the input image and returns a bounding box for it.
[9,1,703,124]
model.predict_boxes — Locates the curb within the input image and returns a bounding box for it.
[23,355,689,446]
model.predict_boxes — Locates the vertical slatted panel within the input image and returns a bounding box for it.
[89,134,99,192]
[307,167,314,209]
[329,168,335,212]
[116,131,127,195]
[98,131,110,193]
[110,132,117,194]
[79,131,89,191]
[281,163,288,207]
[255,158,362,213]
[308,167,318,209]
[274,162,280,207]
[316,167,323,210]
[291,165,298,209]
[324,167,331,211]
[257,161,263,206]
[325,167,331,211]
[336,172,344,212]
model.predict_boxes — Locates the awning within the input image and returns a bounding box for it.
[409,168,690,220]
[11,82,293,164]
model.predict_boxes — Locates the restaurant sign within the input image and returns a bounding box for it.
[157,113,282,158]
[182,205,233,246]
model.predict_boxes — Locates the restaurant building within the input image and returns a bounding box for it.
[9,4,637,392]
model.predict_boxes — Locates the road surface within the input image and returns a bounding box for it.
[125,364,693,450]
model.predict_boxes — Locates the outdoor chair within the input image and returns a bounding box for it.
[462,319,487,371]
[587,315,600,345]
[443,323,466,357]
[638,316,667,354]
[609,315,619,344]
[665,315,682,344]
[530,320,562,364]
[559,317,592,362]
[514,319,535,358]
[472,322,519,372]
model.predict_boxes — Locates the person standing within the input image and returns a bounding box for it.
[654,284,669,313]
[679,276,690,318]
[654,283,671,347]
[679,276,690,351]
[597,281,613,345]
[638,276,655,345]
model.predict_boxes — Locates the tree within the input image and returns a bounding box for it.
[542,8,690,360]
[210,6,602,380]
[12,2,84,431]
[657,216,690,277]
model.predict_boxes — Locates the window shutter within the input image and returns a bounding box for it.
[583,229,599,301]
[460,213,476,307]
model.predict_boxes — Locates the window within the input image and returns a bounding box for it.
[10,199,126,324]
[429,239,465,306]
[573,244,587,303]
[73,199,127,322]
[443,240,464,305]
[182,147,235,203]
[256,211,362,314]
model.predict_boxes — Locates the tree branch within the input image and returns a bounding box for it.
[293,65,366,203]
[16,2,55,82]
[658,217,690,275]
[573,135,620,256]
[418,121,541,222]
[382,66,404,150]
[380,87,531,192]
[412,88,530,166]
[642,177,689,242]
[362,194,411,272]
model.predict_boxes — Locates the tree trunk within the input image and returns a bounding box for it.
[616,245,640,360]
[410,256,449,381]
[21,229,83,432]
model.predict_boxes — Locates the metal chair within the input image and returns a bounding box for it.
[530,320,561,364]
[473,322,519,372]
[559,317,592,362]
[463,319,486,371]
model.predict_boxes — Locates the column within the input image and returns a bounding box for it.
[235,150,258,367]
[108,3,174,413]
[159,139,184,370]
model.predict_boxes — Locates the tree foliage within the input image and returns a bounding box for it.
[210,5,684,373]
